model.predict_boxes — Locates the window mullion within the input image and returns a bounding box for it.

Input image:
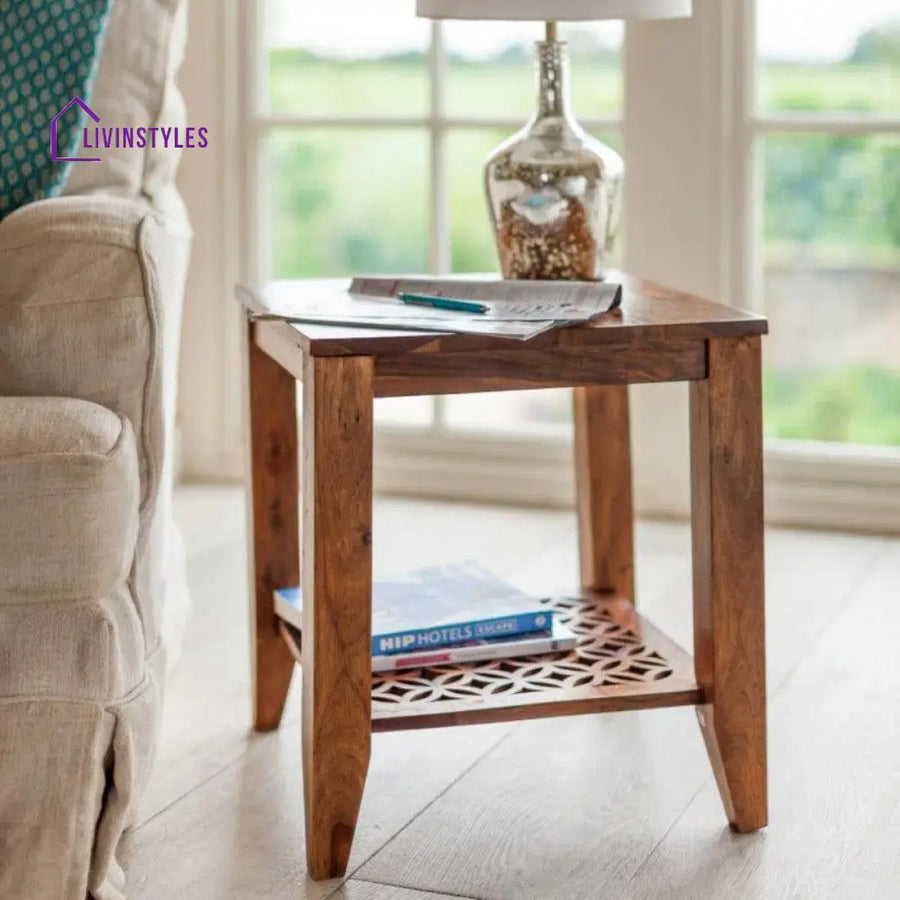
[428,20,450,275]
[429,20,449,431]
[731,0,759,312]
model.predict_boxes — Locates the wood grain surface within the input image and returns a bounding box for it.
[302,354,375,879]
[373,339,706,397]
[255,319,305,382]
[281,594,699,734]
[244,317,300,731]
[238,275,772,882]
[332,883,472,900]
[126,488,896,900]
[358,709,713,899]
[689,336,767,833]
[369,598,701,732]
[612,542,900,900]
[237,272,767,358]
[573,385,635,600]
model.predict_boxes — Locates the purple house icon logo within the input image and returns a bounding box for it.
[51,96,101,163]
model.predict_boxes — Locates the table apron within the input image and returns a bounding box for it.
[372,339,708,397]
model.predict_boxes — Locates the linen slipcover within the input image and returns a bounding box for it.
[0,0,191,895]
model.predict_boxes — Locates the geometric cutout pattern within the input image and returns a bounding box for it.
[0,0,111,218]
[372,595,676,708]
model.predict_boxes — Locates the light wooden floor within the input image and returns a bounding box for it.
[123,486,900,900]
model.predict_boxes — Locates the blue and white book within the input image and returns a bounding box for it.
[371,618,577,673]
[273,561,552,656]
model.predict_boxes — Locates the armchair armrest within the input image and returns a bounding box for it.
[0,192,188,428]
[0,193,191,655]
[0,396,139,605]
[0,193,186,250]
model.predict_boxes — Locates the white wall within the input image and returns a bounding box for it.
[177,0,244,481]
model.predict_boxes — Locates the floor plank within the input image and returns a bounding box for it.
[125,717,511,900]
[621,539,900,900]
[332,882,473,900]
[141,489,570,825]
[129,486,896,900]
[522,519,883,688]
[357,709,710,899]
[780,537,900,695]
[137,533,256,825]
[356,525,885,899]
[621,685,900,900]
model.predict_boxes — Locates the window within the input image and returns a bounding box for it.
[180,0,900,525]
[258,0,623,434]
[621,0,900,529]
[754,0,900,446]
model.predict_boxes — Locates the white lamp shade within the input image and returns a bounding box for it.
[416,0,691,19]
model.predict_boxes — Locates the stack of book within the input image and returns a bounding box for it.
[274,562,576,673]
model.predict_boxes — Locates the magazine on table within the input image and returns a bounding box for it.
[246,276,621,341]
[350,275,622,322]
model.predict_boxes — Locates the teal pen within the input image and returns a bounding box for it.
[398,292,489,315]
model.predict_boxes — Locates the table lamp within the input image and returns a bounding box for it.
[417,0,692,280]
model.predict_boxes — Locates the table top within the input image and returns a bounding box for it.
[237,273,767,358]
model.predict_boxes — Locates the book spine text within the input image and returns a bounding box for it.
[372,610,551,656]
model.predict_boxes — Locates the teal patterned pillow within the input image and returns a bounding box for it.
[0,0,112,219]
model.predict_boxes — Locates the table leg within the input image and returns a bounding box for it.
[573,385,635,600]
[690,336,767,832]
[245,319,299,731]
[302,355,374,879]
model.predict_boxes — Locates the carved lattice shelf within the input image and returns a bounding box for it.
[280,592,702,733]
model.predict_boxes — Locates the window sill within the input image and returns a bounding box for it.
[374,427,900,534]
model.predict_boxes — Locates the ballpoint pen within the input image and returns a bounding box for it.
[398,292,489,315]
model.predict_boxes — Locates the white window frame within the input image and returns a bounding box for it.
[745,0,900,532]
[623,0,900,532]
[246,7,621,439]
[177,0,900,532]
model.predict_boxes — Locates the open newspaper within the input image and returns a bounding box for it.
[250,276,622,341]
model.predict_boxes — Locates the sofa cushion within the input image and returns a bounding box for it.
[0,0,112,219]
[0,396,139,603]
[62,0,188,202]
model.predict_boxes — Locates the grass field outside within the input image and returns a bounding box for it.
[265,52,900,445]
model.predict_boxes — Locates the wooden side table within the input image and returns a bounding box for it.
[238,274,768,881]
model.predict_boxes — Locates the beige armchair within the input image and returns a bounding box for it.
[0,2,190,897]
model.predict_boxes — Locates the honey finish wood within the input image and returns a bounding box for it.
[690,336,767,832]
[244,320,299,731]
[126,490,895,900]
[237,272,767,358]
[369,594,701,731]
[573,385,635,600]
[239,274,769,882]
[373,339,706,397]
[302,354,375,879]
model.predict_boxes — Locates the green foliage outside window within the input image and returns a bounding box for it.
[266,23,900,445]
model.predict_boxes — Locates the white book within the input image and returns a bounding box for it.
[372,619,577,673]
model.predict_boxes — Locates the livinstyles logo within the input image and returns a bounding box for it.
[51,97,209,163]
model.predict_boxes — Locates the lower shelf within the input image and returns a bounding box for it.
[280,593,702,732]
